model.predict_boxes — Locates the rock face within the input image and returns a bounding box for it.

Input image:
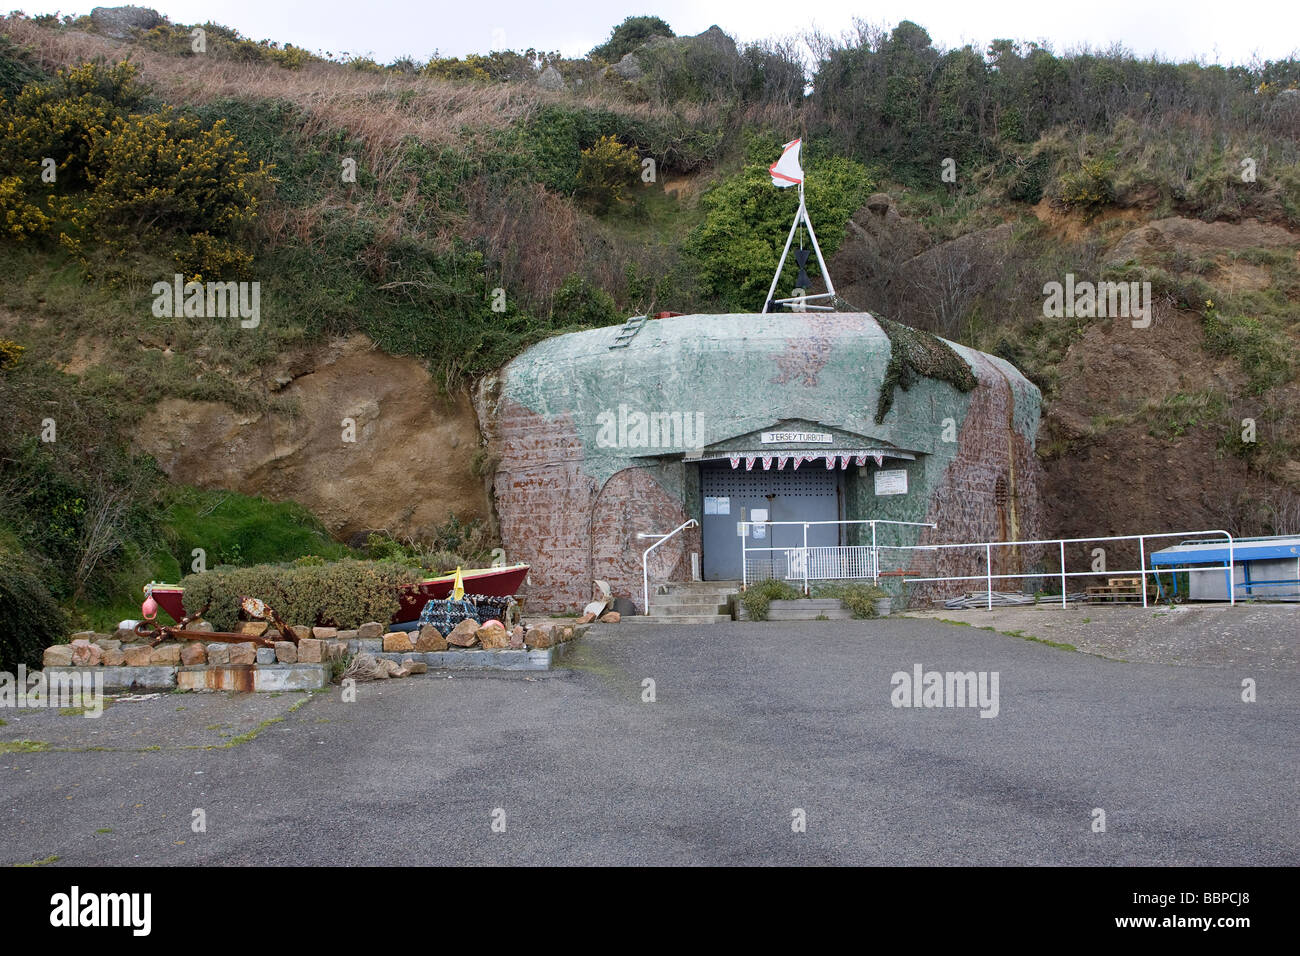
[133,335,491,542]
[89,6,163,38]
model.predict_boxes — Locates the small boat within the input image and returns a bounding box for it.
[143,564,530,625]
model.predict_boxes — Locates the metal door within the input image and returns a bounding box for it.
[700,463,841,581]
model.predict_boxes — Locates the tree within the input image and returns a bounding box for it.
[589,15,674,63]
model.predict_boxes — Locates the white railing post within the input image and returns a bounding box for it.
[871,521,878,584]
[1059,540,1066,608]
[1139,536,1147,608]
[802,522,809,595]
[985,543,993,610]
[642,519,698,616]
[1228,534,1236,606]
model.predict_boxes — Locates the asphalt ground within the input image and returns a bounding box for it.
[2,617,1296,865]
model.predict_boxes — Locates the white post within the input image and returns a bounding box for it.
[1139,536,1147,608]
[803,522,809,595]
[871,521,878,584]
[1059,540,1067,608]
[1228,535,1236,606]
[798,188,836,298]
[762,192,804,313]
[986,543,993,610]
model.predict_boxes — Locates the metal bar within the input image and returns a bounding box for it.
[803,522,809,595]
[1139,536,1148,608]
[799,188,836,297]
[642,518,698,615]
[872,521,878,584]
[761,192,803,313]
[1059,540,1066,608]
[986,544,993,610]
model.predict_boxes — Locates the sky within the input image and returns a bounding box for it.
[13,1,1300,66]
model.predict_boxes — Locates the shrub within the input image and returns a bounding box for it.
[809,581,888,618]
[0,546,69,671]
[0,338,23,371]
[1057,156,1116,215]
[179,559,423,630]
[576,135,640,214]
[551,273,620,326]
[590,15,674,63]
[739,578,802,621]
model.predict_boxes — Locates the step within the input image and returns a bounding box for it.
[623,614,733,625]
[650,593,731,608]
[662,580,741,590]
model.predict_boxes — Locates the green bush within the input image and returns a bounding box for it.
[590,15,674,63]
[576,134,640,214]
[551,273,620,326]
[810,582,888,619]
[179,559,424,630]
[0,547,70,670]
[739,578,802,621]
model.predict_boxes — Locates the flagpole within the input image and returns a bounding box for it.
[762,140,837,313]
[762,185,803,313]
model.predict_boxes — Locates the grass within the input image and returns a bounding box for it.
[0,740,51,753]
[13,854,58,867]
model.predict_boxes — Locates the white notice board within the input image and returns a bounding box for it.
[874,469,908,496]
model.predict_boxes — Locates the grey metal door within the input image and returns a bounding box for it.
[700,463,841,581]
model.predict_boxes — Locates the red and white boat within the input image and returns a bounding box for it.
[143,564,529,625]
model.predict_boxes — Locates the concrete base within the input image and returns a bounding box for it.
[177,664,330,692]
[374,642,572,671]
[43,665,178,691]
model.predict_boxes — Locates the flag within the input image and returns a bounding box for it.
[770,138,803,188]
[452,567,465,601]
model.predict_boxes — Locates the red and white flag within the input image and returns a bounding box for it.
[824,455,836,469]
[777,455,789,470]
[729,456,741,469]
[745,457,756,471]
[770,138,803,188]
[762,456,773,470]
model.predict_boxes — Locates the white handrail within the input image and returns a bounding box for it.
[642,519,699,615]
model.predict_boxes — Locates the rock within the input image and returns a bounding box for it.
[89,6,165,39]
[256,647,276,665]
[70,630,96,642]
[327,641,349,660]
[94,638,122,652]
[43,645,74,667]
[404,661,428,675]
[476,620,510,649]
[578,612,596,624]
[102,648,125,667]
[124,645,154,667]
[561,626,575,642]
[297,638,323,663]
[611,51,642,80]
[446,619,480,647]
[292,625,311,642]
[336,629,357,642]
[150,643,182,665]
[537,64,565,91]
[206,643,231,666]
[599,611,621,624]
[274,641,298,664]
[415,625,448,652]
[228,642,257,666]
[509,625,525,649]
[70,639,103,666]
[180,642,207,666]
[113,627,138,642]
[240,621,268,637]
[356,622,384,640]
[189,620,214,632]
[383,632,414,653]
[313,626,339,640]
[525,626,554,649]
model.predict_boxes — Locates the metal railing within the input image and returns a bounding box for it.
[640,519,699,615]
[740,519,937,593]
[895,529,1238,609]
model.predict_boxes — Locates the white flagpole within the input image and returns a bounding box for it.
[762,186,803,313]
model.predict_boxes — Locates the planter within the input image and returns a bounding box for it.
[873,597,892,617]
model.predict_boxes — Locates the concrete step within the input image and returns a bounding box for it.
[623,614,733,625]
[662,580,741,592]
[650,594,731,609]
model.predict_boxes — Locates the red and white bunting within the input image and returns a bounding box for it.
[824,455,836,469]
[854,455,867,466]
[729,456,740,469]
[777,455,789,470]
[762,456,773,470]
[872,453,883,467]
[745,457,756,471]
[840,455,850,469]
[793,456,804,469]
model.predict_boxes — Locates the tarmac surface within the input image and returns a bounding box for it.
[2,615,1296,865]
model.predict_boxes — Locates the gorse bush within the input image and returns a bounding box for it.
[179,559,424,630]
[577,135,641,214]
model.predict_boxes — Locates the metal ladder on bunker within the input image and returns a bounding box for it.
[609,314,647,349]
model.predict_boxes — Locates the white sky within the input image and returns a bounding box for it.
[14,1,1299,65]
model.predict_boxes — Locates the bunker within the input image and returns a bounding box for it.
[477,312,1044,612]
